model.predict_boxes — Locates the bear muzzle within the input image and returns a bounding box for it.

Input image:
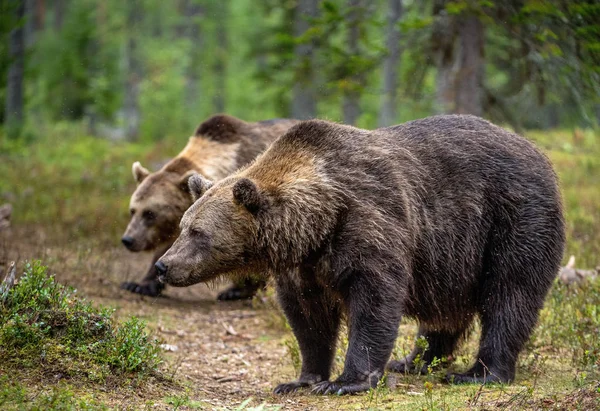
[154,260,167,283]
[121,236,135,250]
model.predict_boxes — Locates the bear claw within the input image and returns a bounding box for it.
[445,372,507,385]
[273,381,310,394]
[311,380,372,395]
[120,281,165,297]
[217,285,257,301]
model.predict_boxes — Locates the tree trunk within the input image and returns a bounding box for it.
[124,0,142,141]
[181,0,203,116]
[24,0,34,46]
[53,0,65,31]
[291,0,318,120]
[212,4,227,113]
[432,1,456,114]
[24,0,44,46]
[342,0,362,125]
[453,14,484,116]
[5,0,25,137]
[35,0,44,30]
[377,0,403,127]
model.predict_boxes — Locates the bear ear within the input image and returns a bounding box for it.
[232,178,263,213]
[188,173,214,201]
[178,170,198,194]
[132,161,150,184]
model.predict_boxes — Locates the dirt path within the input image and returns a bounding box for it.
[1,226,354,410]
[4,226,598,410]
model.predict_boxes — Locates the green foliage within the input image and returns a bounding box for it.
[283,336,301,374]
[0,376,109,410]
[0,0,598,134]
[528,129,600,268]
[533,278,600,374]
[0,261,162,382]
[29,0,121,122]
[0,122,178,245]
[0,0,17,124]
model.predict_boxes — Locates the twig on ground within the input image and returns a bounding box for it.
[0,261,16,301]
[559,255,598,284]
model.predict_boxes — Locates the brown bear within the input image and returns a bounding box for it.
[155,115,565,394]
[121,114,299,298]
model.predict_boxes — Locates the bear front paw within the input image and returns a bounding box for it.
[445,371,508,385]
[387,358,429,375]
[120,280,165,297]
[311,380,373,395]
[217,285,256,301]
[273,381,311,394]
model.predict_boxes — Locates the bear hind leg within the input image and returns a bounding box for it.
[388,325,466,375]
[447,221,559,385]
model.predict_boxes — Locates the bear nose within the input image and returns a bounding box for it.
[121,236,134,248]
[155,261,167,277]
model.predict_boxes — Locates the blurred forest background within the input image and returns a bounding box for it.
[0,0,599,267]
[0,2,600,408]
[1,0,599,141]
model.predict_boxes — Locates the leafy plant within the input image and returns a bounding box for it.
[0,261,162,382]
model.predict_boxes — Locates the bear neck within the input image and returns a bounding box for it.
[175,136,242,182]
[255,180,344,272]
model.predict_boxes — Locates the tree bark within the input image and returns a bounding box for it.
[342,0,362,125]
[35,0,44,30]
[212,4,227,113]
[124,0,142,141]
[181,0,203,115]
[453,14,484,116]
[291,0,318,120]
[432,1,456,114]
[5,0,25,136]
[53,0,65,31]
[377,0,403,127]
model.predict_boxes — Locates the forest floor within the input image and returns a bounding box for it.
[1,224,599,410]
[1,126,599,409]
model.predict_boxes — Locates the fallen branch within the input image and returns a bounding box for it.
[559,256,598,284]
[0,261,16,301]
[0,203,11,231]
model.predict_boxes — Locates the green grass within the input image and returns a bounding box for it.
[0,377,110,411]
[527,128,600,268]
[0,123,599,409]
[0,261,162,384]
[0,121,183,246]
[1,124,597,266]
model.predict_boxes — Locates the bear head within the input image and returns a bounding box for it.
[155,173,265,286]
[121,161,197,252]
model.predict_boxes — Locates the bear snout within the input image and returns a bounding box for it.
[155,260,167,282]
[121,236,135,250]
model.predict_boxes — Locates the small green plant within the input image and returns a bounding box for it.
[283,336,301,374]
[0,376,109,410]
[0,261,162,382]
[412,335,429,376]
[533,278,600,375]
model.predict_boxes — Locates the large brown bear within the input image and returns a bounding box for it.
[155,115,565,394]
[121,114,299,298]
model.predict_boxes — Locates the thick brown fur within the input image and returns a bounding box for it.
[157,115,565,394]
[121,114,299,297]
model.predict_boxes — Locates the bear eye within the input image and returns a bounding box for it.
[143,210,155,221]
[130,209,136,216]
[189,228,206,237]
